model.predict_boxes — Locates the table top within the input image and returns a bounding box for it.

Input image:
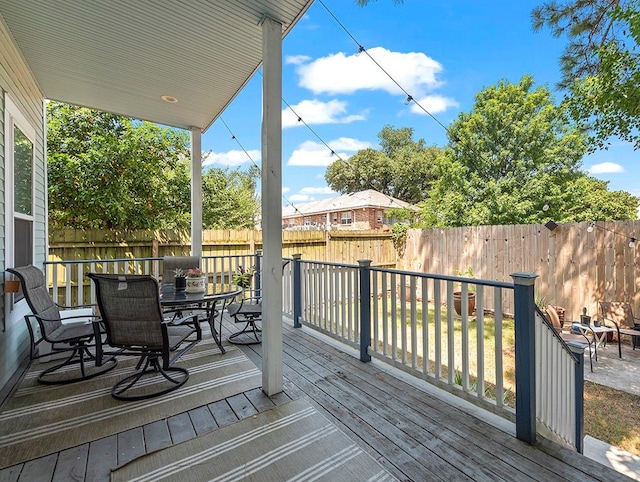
[160,283,242,306]
[571,322,614,333]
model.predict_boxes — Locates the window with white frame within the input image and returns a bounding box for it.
[5,95,35,295]
[376,210,383,223]
[341,212,352,225]
[304,216,312,226]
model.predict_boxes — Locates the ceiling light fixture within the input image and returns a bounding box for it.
[161,95,178,104]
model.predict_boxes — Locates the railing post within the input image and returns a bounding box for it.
[511,272,538,445]
[292,253,302,328]
[254,250,262,295]
[358,259,372,362]
[569,344,585,453]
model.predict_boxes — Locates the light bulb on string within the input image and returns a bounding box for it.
[404,95,413,105]
[630,237,636,248]
[542,202,549,212]
[587,222,594,233]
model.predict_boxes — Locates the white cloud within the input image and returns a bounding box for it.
[287,138,371,167]
[300,186,335,195]
[203,149,260,167]
[282,187,290,194]
[282,99,366,128]
[588,162,625,174]
[286,54,312,65]
[294,47,444,97]
[410,95,459,114]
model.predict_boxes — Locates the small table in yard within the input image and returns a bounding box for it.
[571,322,615,360]
[160,283,242,353]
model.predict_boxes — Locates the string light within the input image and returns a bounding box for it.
[542,202,549,211]
[584,222,637,248]
[404,95,413,105]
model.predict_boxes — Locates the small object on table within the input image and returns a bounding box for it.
[160,283,241,354]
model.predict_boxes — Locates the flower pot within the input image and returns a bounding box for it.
[174,276,186,292]
[185,276,206,293]
[453,291,476,316]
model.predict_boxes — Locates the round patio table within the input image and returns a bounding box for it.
[160,283,242,354]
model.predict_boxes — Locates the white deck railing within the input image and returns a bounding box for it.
[43,254,584,452]
[535,308,584,450]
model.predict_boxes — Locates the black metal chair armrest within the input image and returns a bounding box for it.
[55,302,97,310]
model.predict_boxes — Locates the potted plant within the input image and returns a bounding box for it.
[185,267,206,293]
[232,265,256,289]
[173,268,187,292]
[453,267,475,316]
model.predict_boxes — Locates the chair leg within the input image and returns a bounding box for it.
[38,342,117,385]
[111,353,189,401]
[228,318,262,345]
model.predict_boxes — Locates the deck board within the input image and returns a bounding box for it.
[117,427,145,466]
[52,444,88,482]
[189,405,219,435]
[0,316,632,482]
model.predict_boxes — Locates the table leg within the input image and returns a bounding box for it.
[206,297,237,354]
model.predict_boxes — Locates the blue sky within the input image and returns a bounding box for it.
[201,0,640,208]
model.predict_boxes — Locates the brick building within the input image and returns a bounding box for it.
[282,189,417,230]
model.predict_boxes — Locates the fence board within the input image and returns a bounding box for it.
[48,220,640,321]
[404,221,640,320]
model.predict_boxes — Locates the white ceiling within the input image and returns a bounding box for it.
[0,0,313,131]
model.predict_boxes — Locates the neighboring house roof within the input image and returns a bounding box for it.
[282,189,417,218]
[0,0,313,131]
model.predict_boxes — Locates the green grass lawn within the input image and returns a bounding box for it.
[372,301,640,456]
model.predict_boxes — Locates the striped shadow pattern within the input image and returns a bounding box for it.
[111,398,397,482]
[0,341,261,469]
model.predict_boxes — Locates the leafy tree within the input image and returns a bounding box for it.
[47,103,260,230]
[48,103,191,230]
[532,0,640,149]
[419,76,638,227]
[202,166,260,229]
[325,126,441,204]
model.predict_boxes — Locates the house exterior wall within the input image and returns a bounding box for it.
[283,207,387,230]
[0,19,47,389]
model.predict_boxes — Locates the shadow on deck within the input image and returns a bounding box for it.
[0,315,631,482]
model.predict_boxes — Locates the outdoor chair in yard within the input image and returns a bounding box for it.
[6,265,117,384]
[544,305,594,372]
[598,301,640,358]
[87,273,201,401]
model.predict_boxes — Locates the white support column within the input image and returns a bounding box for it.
[261,15,283,396]
[190,127,203,258]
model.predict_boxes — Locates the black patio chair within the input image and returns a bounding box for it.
[161,256,201,287]
[226,260,290,345]
[6,265,117,384]
[599,301,640,358]
[161,256,210,321]
[87,273,201,400]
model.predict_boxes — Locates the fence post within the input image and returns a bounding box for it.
[511,272,538,445]
[359,259,372,362]
[568,344,585,453]
[292,253,302,328]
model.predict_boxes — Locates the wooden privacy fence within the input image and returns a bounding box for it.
[402,220,640,322]
[48,228,398,268]
[48,220,640,321]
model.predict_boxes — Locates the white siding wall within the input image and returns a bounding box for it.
[0,18,47,389]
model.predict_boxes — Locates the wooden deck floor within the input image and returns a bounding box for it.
[0,317,630,482]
